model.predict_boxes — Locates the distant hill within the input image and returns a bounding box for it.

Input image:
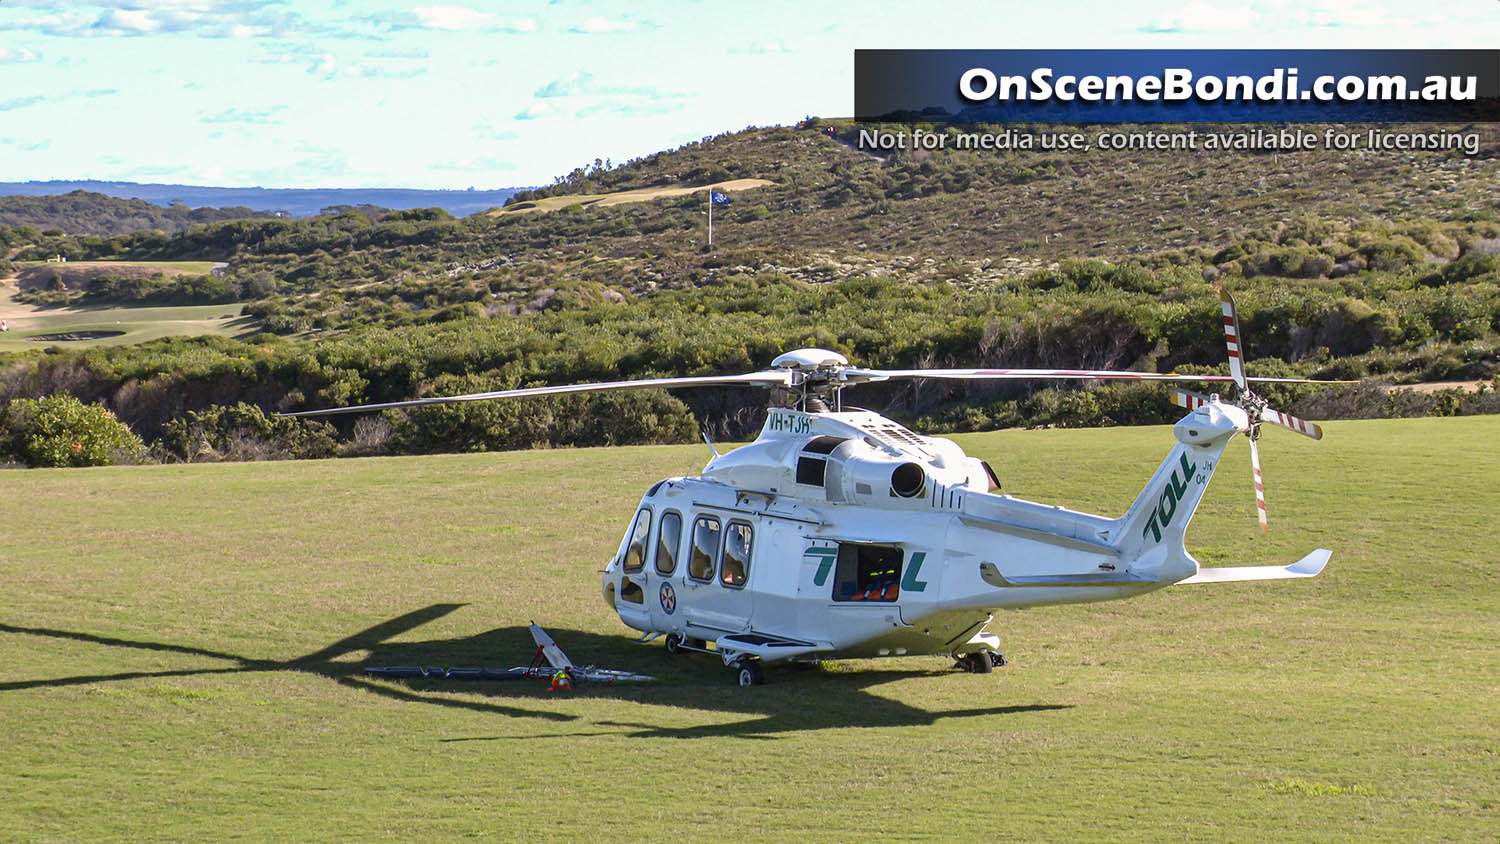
[0,190,280,236]
[0,180,529,219]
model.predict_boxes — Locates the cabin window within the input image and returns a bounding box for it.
[831,543,904,602]
[655,511,682,576]
[721,522,753,588]
[623,508,651,573]
[688,516,721,582]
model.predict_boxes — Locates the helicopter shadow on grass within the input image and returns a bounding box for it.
[0,603,571,723]
[411,624,1073,740]
[1,604,1071,739]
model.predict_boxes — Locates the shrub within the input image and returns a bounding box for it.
[0,394,147,467]
[159,402,337,462]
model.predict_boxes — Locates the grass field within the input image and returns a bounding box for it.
[1,416,1495,842]
[0,301,251,350]
[0,263,251,350]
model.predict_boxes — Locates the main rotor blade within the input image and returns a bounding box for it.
[856,367,1351,385]
[1262,406,1324,440]
[1216,285,1250,394]
[1171,389,1214,411]
[281,370,793,418]
[1249,436,1269,535]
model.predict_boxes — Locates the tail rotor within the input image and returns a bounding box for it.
[1210,286,1326,534]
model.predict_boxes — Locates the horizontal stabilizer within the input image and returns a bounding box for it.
[1176,549,1330,585]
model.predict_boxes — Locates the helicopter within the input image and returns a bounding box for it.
[289,287,1345,687]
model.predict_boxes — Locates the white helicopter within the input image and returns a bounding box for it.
[291,288,1344,686]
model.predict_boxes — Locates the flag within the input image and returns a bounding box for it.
[710,191,731,205]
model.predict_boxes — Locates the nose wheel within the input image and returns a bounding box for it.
[956,652,1006,673]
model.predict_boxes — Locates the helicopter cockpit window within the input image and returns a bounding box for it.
[831,543,904,602]
[688,516,721,582]
[721,522,752,588]
[655,511,682,576]
[623,508,651,573]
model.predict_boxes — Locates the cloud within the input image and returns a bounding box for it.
[1142,2,1256,32]
[535,72,593,98]
[575,101,684,119]
[1271,0,1393,28]
[569,16,638,34]
[1144,0,1395,32]
[309,53,338,78]
[0,95,46,112]
[0,88,114,113]
[200,106,287,125]
[413,5,494,30]
[355,65,426,79]
[363,6,536,33]
[533,72,683,100]
[0,137,52,151]
[0,47,43,63]
[731,40,795,55]
[514,101,557,120]
[253,43,429,80]
[252,44,338,77]
[0,1,340,40]
[365,47,429,59]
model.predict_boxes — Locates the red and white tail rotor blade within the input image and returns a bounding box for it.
[1216,285,1250,394]
[1248,436,1269,535]
[1261,406,1324,440]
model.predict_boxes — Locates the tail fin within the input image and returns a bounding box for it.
[1114,401,1247,573]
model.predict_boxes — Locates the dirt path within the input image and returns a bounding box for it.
[1385,380,1489,393]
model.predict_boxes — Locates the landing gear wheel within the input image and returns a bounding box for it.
[664,633,683,655]
[957,653,994,674]
[989,652,1007,668]
[735,661,765,687]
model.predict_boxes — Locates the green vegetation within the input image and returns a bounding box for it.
[0,190,277,236]
[2,121,1498,458]
[0,416,1495,840]
[0,393,145,467]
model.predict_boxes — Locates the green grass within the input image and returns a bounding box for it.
[1,416,1496,842]
[0,302,251,350]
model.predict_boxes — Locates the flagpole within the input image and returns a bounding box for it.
[708,186,714,246]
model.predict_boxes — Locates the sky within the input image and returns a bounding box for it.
[0,0,1494,190]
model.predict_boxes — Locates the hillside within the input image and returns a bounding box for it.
[0,119,1497,461]
[0,190,278,236]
